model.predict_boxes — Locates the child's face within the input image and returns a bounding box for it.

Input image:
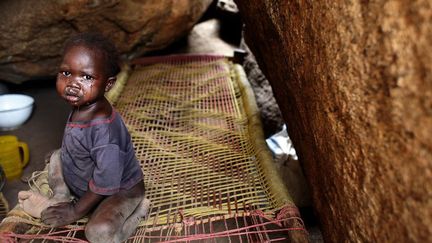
[56,45,114,107]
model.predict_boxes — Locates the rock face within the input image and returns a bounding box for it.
[241,40,285,138]
[0,0,211,83]
[235,0,432,242]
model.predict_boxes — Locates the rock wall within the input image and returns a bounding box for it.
[0,0,211,83]
[240,40,285,138]
[235,0,432,242]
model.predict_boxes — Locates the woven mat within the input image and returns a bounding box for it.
[0,55,307,242]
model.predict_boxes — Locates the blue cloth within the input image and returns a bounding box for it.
[60,110,143,198]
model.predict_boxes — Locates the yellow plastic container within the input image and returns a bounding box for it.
[0,135,29,180]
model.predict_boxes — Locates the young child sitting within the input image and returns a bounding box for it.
[18,32,149,243]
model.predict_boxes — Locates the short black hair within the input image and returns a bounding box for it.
[63,32,121,77]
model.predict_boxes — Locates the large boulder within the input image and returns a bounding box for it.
[0,0,212,83]
[235,0,432,242]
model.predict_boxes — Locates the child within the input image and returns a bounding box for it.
[18,33,149,243]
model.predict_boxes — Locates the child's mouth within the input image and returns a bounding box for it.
[65,95,80,103]
[64,87,81,103]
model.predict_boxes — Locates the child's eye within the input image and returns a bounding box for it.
[61,71,71,77]
[83,75,93,81]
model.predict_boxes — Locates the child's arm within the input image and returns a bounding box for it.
[41,190,105,227]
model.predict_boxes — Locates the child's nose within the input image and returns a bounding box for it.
[66,77,80,88]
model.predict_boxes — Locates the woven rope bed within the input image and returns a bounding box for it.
[0,54,307,242]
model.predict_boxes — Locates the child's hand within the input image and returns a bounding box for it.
[41,201,80,227]
[41,190,104,227]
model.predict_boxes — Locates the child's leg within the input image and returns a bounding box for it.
[48,149,71,201]
[85,181,148,243]
[18,149,72,218]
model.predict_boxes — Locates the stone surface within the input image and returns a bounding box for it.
[240,40,285,138]
[0,0,212,83]
[173,18,239,56]
[235,0,432,242]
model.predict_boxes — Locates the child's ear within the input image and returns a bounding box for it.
[105,77,116,92]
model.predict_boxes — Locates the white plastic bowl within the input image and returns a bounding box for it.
[0,94,34,130]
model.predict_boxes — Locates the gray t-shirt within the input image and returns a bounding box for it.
[61,110,143,198]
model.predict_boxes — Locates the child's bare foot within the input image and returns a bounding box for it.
[115,198,151,243]
[18,191,66,218]
[137,198,151,218]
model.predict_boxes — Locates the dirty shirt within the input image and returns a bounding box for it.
[60,110,143,198]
